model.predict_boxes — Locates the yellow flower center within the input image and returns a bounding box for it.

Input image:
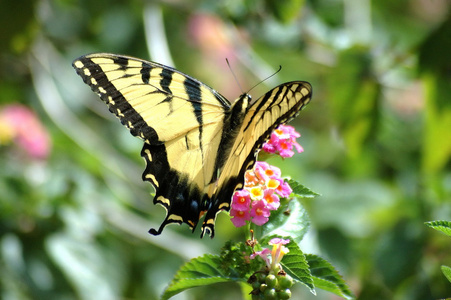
[267,179,280,189]
[250,187,263,199]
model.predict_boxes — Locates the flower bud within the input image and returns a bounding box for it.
[265,274,277,288]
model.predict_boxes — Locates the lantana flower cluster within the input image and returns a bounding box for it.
[262,124,303,158]
[230,161,292,227]
[230,162,292,227]
[230,125,301,228]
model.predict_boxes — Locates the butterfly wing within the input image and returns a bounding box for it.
[73,53,232,234]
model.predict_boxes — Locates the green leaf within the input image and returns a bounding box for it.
[441,265,451,283]
[306,254,355,299]
[281,240,315,294]
[287,179,320,198]
[162,254,244,300]
[425,220,451,237]
[261,199,310,244]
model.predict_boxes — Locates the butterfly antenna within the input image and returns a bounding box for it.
[247,65,282,94]
[226,58,244,94]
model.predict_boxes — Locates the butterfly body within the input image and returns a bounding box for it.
[73,53,311,238]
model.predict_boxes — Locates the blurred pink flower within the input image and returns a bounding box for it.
[188,13,245,98]
[188,13,236,66]
[0,104,51,159]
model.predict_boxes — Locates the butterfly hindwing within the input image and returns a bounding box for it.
[73,53,312,238]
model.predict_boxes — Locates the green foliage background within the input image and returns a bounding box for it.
[1,0,450,299]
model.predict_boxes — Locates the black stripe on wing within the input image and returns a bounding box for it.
[72,56,161,143]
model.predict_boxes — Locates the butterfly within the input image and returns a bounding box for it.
[72,53,312,238]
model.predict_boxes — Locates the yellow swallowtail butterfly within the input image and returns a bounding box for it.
[73,53,312,238]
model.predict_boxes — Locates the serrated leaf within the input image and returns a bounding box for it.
[425,220,451,237]
[306,254,355,299]
[287,179,320,198]
[441,265,451,283]
[281,240,315,294]
[162,254,244,300]
[261,200,310,244]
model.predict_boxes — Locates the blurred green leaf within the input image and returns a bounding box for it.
[419,14,451,174]
[328,47,380,159]
[418,15,451,78]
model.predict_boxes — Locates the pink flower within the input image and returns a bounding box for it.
[262,125,303,158]
[0,104,51,159]
[275,179,292,198]
[230,209,251,227]
[269,238,290,266]
[263,189,280,210]
[231,189,251,211]
[262,133,279,154]
[254,162,282,184]
[250,200,270,225]
[250,238,291,272]
[250,248,271,268]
